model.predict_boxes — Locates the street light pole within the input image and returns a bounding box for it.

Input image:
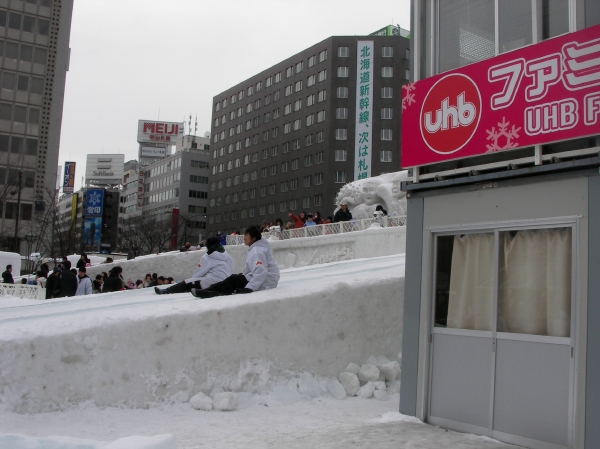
[12,171,22,254]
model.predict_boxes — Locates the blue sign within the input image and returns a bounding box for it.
[85,189,104,217]
[83,217,102,251]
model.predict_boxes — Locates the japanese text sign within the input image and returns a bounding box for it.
[63,162,75,194]
[355,41,374,180]
[85,189,104,217]
[137,120,184,145]
[401,24,600,168]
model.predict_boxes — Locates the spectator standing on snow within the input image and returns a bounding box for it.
[46,267,60,299]
[305,214,317,226]
[76,253,90,270]
[155,237,234,295]
[2,264,14,283]
[35,271,47,288]
[288,211,307,229]
[92,275,103,294]
[76,267,92,296]
[191,227,280,298]
[334,202,353,223]
[142,273,152,287]
[103,266,124,292]
[147,273,158,287]
[54,260,78,298]
[217,231,227,246]
[375,205,388,216]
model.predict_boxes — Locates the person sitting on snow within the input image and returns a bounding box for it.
[155,237,233,295]
[191,226,280,298]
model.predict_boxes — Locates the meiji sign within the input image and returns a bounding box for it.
[401,24,600,168]
[137,120,184,144]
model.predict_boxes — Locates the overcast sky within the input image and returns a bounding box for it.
[58,0,411,190]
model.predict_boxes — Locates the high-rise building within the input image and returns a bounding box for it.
[0,0,74,253]
[206,34,410,236]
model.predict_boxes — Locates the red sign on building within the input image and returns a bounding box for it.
[401,24,600,168]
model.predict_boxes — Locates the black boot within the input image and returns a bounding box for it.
[191,288,221,299]
[155,286,167,295]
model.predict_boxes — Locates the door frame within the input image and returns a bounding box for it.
[424,216,580,449]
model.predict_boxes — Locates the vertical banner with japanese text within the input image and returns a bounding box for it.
[354,41,374,180]
[63,162,76,194]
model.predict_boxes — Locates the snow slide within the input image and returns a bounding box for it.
[0,255,404,413]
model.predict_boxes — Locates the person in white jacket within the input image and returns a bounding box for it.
[75,267,93,296]
[155,237,233,295]
[191,226,280,298]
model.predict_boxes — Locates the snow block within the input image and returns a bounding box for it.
[379,361,401,382]
[326,377,347,400]
[357,364,380,383]
[386,380,401,395]
[358,381,375,398]
[104,434,176,449]
[338,372,360,396]
[213,392,237,411]
[298,372,322,398]
[366,355,391,368]
[190,392,213,411]
[373,381,386,391]
[345,362,360,374]
[373,390,388,401]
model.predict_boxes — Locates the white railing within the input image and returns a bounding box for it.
[226,215,407,246]
[0,284,46,300]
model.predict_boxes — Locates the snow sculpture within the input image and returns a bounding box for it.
[334,171,409,219]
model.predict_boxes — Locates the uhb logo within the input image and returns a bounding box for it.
[420,74,482,154]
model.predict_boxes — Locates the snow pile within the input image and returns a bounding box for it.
[0,255,404,414]
[0,433,175,449]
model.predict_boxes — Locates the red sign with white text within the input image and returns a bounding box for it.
[401,24,600,168]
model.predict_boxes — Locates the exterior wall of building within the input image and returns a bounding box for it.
[206,35,409,236]
[0,0,73,253]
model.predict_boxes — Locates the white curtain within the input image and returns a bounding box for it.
[447,233,495,331]
[498,228,571,337]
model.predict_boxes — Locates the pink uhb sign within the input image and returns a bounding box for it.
[401,24,600,168]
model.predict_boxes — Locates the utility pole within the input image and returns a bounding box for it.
[13,171,22,254]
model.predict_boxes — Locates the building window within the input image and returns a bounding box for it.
[271,145,278,156]
[246,120,252,131]
[285,85,293,96]
[382,46,393,57]
[263,130,269,141]
[336,108,348,119]
[381,87,393,98]
[316,131,324,143]
[305,134,313,146]
[270,165,277,176]
[284,123,291,134]
[251,170,258,181]
[258,205,266,216]
[249,207,255,217]
[242,173,249,183]
[337,67,349,77]
[318,70,327,82]
[293,119,301,131]
[306,114,314,126]
[307,94,315,106]
[256,81,262,92]
[281,181,289,192]
[275,72,282,83]
[318,50,327,62]
[294,99,302,111]
[231,94,237,104]
[296,61,304,73]
[283,142,290,153]
[381,67,393,78]
[234,175,240,185]
[307,75,316,87]
[295,80,302,92]
[280,201,287,212]
[241,209,247,219]
[262,149,269,160]
[189,190,208,199]
[338,46,349,57]
[291,159,299,170]
[261,167,268,178]
[254,99,261,109]
[292,139,301,150]
[191,160,209,168]
[190,175,208,184]
[315,152,323,164]
[252,152,259,162]
[284,104,292,115]
[381,108,393,119]
[308,55,317,67]
[314,173,323,185]
[260,186,267,197]
[303,176,311,187]
[335,150,347,161]
[268,203,275,214]
[286,66,294,78]
[281,161,289,173]
[272,108,280,119]
[250,188,256,199]
[274,91,280,101]
[317,90,327,103]
[265,94,271,106]
[380,150,393,162]
[266,76,273,87]
[303,197,311,208]
[264,112,271,123]
[246,103,253,113]
[272,127,279,138]
[381,129,393,141]
[304,155,312,167]
[317,111,326,123]
[215,102,220,112]
[337,87,348,98]
[314,194,322,207]
[405,69,410,80]
[248,85,254,96]
[334,171,346,183]
[335,129,347,140]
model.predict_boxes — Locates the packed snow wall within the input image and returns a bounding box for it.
[0,256,404,413]
[85,226,406,282]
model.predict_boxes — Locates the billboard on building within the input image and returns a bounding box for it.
[83,217,102,252]
[354,41,374,180]
[401,24,600,168]
[140,146,167,157]
[70,193,78,223]
[85,154,125,186]
[85,189,104,217]
[137,120,184,144]
[370,25,409,38]
[137,170,144,210]
[63,162,76,193]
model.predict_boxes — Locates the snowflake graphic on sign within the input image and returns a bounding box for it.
[402,83,416,111]
[88,191,102,206]
[486,117,521,152]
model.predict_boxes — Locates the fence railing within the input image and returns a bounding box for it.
[226,215,407,246]
[0,283,46,300]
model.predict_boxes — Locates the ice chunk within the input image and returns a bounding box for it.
[358,381,375,398]
[386,380,400,395]
[373,390,388,401]
[271,385,302,405]
[345,362,360,374]
[379,361,401,382]
[338,372,360,396]
[213,392,237,411]
[366,355,390,368]
[190,392,213,411]
[298,372,321,398]
[325,377,347,400]
[357,364,380,382]
[210,385,224,399]
[236,392,255,409]
[373,381,386,390]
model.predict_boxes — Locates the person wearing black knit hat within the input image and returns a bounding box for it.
[155,237,233,295]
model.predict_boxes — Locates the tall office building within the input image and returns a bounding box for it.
[0,0,74,253]
[207,34,410,236]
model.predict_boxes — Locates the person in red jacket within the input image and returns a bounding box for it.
[288,211,307,229]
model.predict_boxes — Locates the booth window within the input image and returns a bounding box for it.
[434,227,571,337]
